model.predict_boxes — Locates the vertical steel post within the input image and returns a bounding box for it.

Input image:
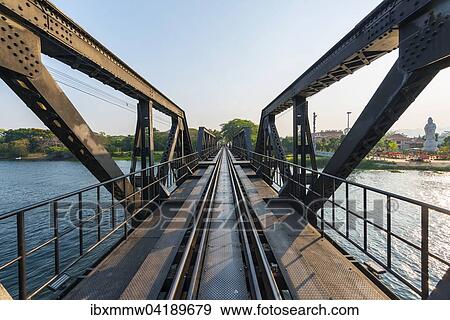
[78,193,83,256]
[96,186,101,242]
[17,211,27,300]
[363,188,368,252]
[345,182,349,238]
[52,201,60,275]
[387,196,392,269]
[293,96,307,199]
[421,206,429,299]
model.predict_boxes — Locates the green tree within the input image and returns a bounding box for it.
[281,136,293,154]
[7,139,30,157]
[220,119,258,144]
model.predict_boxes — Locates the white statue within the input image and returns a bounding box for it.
[423,117,438,152]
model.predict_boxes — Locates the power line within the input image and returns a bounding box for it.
[47,65,172,127]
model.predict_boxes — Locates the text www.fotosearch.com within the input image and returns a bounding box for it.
[90,303,359,317]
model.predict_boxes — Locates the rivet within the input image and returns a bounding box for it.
[37,102,47,111]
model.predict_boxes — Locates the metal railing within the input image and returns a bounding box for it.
[231,146,450,299]
[0,152,199,300]
[198,145,221,160]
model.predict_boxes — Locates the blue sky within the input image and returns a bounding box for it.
[0,0,448,137]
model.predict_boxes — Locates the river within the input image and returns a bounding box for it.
[0,160,449,299]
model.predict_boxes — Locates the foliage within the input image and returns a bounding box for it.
[1,139,30,158]
[316,136,345,152]
[0,127,208,159]
[373,137,399,152]
[46,146,73,159]
[220,119,258,144]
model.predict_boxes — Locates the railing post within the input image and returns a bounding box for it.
[421,206,429,300]
[320,177,325,236]
[78,193,83,256]
[345,182,349,238]
[96,186,101,242]
[332,179,336,229]
[111,182,116,228]
[52,202,60,275]
[363,188,368,252]
[123,178,128,239]
[17,210,27,300]
[387,195,392,269]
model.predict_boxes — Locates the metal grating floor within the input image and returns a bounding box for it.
[235,165,389,300]
[65,167,215,300]
[198,153,249,300]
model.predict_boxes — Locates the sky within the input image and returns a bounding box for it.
[0,0,448,137]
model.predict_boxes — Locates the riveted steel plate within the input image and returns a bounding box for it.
[0,14,42,78]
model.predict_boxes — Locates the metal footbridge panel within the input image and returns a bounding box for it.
[198,153,249,300]
[65,167,215,300]
[234,165,389,300]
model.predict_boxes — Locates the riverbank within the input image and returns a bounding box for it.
[285,155,450,172]
[0,151,164,162]
[3,153,449,172]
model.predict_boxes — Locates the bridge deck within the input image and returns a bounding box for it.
[65,152,388,300]
[65,165,215,300]
[234,162,388,300]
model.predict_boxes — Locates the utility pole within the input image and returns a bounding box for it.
[346,111,352,130]
[313,112,317,150]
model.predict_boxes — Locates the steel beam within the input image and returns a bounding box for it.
[305,0,450,216]
[232,128,253,159]
[159,116,194,194]
[291,96,317,200]
[261,0,433,117]
[196,127,217,159]
[306,58,448,214]
[0,0,185,118]
[0,14,134,199]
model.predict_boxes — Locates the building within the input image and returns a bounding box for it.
[386,133,424,150]
[313,130,343,141]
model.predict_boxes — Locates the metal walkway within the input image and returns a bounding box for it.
[65,166,215,300]
[65,148,388,300]
[198,152,248,299]
[233,161,387,300]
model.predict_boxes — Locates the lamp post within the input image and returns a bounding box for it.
[313,112,317,150]
[346,111,352,131]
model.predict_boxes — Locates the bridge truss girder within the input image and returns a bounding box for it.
[306,0,450,213]
[254,114,291,187]
[232,128,253,160]
[0,15,133,199]
[248,0,450,226]
[196,127,218,160]
[0,2,196,202]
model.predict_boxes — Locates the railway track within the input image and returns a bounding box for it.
[166,147,290,299]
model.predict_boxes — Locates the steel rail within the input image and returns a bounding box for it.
[185,151,224,299]
[225,148,283,300]
[225,149,263,299]
[166,149,223,299]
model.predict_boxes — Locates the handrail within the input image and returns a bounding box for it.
[0,153,198,219]
[232,147,450,216]
[0,151,207,299]
[231,146,450,299]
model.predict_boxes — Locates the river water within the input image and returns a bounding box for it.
[0,160,449,299]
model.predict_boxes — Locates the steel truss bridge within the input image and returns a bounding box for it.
[0,0,449,300]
